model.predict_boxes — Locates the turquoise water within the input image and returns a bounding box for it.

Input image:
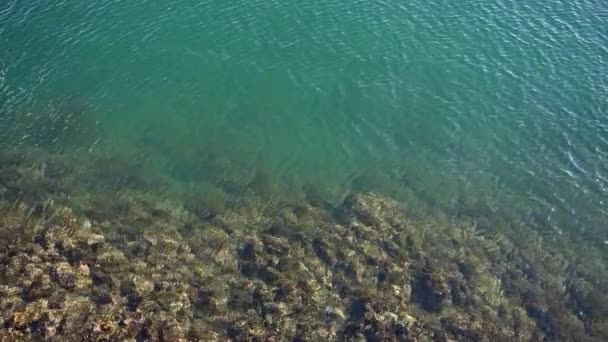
[0,1,607,239]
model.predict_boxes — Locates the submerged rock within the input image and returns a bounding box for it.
[411,267,449,313]
[53,262,76,289]
[0,151,607,341]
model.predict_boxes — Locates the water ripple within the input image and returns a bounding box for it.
[0,0,607,238]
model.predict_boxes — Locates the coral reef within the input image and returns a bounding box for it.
[0,148,607,341]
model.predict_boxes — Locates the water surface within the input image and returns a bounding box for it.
[0,0,607,241]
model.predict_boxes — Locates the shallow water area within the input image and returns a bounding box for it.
[1,0,608,340]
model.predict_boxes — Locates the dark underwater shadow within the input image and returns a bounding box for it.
[23,93,101,151]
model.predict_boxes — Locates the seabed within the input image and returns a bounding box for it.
[0,146,607,341]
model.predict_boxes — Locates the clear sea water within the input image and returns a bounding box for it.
[0,0,606,242]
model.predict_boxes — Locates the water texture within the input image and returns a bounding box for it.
[3,1,608,340]
[1,0,607,240]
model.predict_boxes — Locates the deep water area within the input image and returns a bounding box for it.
[1,0,607,340]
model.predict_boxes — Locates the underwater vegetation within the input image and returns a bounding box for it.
[0,148,607,341]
